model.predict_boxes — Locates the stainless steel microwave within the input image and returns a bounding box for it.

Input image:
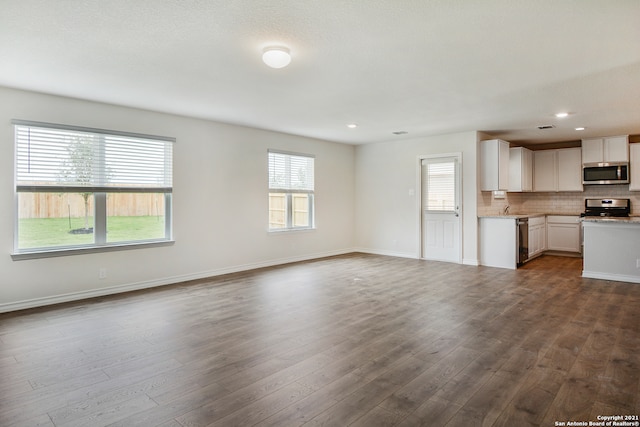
[582,162,629,184]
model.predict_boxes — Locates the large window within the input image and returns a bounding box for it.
[268,150,314,231]
[13,120,174,257]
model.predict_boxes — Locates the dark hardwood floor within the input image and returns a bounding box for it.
[1,253,638,426]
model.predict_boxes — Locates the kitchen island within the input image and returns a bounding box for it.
[582,217,640,284]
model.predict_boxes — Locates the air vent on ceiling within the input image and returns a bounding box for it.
[537,124,555,130]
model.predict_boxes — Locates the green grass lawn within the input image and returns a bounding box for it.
[18,216,166,249]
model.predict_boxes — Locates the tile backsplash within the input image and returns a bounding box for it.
[478,185,640,216]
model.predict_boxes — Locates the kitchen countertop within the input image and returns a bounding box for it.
[581,216,640,223]
[478,214,535,219]
[478,213,574,219]
[479,213,640,221]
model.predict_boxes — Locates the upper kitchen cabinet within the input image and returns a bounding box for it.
[630,143,640,191]
[533,148,583,192]
[508,147,533,192]
[557,148,583,191]
[533,150,556,192]
[581,136,629,164]
[480,139,510,191]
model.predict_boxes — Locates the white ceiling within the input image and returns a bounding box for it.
[1,0,639,145]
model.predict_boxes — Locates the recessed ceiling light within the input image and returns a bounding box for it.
[555,112,569,118]
[575,127,585,131]
[346,123,358,129]
[262,46,291,69]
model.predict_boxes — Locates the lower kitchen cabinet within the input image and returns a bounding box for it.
[546,215,581,253]
[528,216,546,257]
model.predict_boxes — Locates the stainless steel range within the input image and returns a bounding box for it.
[581,198,631,218]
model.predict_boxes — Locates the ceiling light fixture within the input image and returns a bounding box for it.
[555,112,569,118]
[347,123,358,129]
[262,46,291,69]
[575,127,585,131]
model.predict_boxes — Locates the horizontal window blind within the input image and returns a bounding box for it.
[14,121,173,193]
[268,150,314,192]
[423,160,455,211]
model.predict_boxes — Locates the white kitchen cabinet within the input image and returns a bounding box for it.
[546,215,581,253]
[480,139,510,191]
[508,147,533,192]
[528,216,546,258]
[533,150,556,192]
[557,148,583,191]
[581,136,629,163]
[630,143,640,191]
[533,148,582,192]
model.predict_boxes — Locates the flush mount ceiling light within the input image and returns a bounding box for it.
[555,112,569,118]
[262,46,291,69]
[346,123,358,129]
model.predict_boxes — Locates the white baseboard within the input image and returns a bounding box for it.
[353,248,419,259]
[582,270,640,284]
[354,248,479,266]
[0,248,357,313]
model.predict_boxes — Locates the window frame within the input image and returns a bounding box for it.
[11,120,175,260]
[268,149,315,232]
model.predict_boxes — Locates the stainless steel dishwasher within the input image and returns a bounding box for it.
[516,217,529,266]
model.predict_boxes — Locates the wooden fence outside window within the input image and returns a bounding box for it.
[18,193,166,219]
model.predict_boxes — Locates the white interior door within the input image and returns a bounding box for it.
[421,155,462,263]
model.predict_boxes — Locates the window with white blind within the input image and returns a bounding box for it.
[423,160,456,211]
[268,150,314,231]
[13,120,174,258]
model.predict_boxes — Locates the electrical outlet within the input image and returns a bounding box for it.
[99,268,107,279]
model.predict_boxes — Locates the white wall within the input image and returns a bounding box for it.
[0,87,356,311]
[354,131,479,265]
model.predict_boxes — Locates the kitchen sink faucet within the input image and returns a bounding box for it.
[503,205,510,215]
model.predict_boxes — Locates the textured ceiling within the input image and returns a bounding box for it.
[1,0,639,145]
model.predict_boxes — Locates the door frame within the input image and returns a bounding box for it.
[417,152,463,262]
